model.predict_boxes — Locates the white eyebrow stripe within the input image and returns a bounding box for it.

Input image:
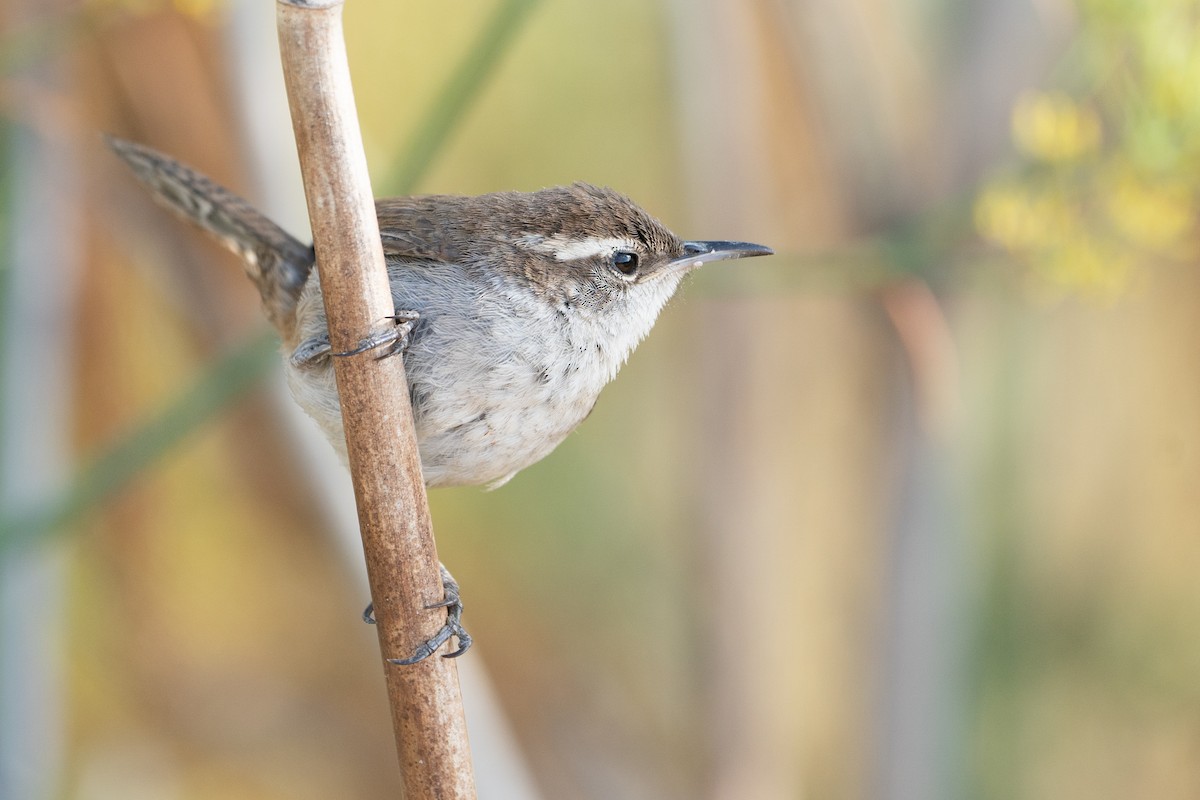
[524,235,639,262]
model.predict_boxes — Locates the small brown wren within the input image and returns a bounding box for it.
[108,136,772,662]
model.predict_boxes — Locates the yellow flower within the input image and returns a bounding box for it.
[1104,170,1194,251]
[1011,91,1102,162]
[974,185,1076,251]
[1039,240,1132,302]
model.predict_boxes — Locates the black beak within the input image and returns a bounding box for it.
[670,240,774,269]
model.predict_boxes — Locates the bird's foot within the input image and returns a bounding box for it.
[334,310,419,360]
[290,335,331,368]
[363,563,472,665]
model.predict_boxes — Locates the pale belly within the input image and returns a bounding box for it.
[284,314,609,489]
[283,260,663,488]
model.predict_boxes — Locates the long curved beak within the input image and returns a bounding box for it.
[670,240,774,269]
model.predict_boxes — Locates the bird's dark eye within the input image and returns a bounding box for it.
[612,250,640,276]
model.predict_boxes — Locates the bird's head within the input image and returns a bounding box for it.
[439,182,771,317]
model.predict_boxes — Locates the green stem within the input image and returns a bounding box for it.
[383,0,542,195]
[0,332,279,552]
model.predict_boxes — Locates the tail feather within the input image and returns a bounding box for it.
[106,135,314,340]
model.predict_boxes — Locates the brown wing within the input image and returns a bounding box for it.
[376,196,474,264]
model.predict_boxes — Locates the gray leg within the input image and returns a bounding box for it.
[362,563,472,665]
[290,335,331,368]
[335,310,419,360]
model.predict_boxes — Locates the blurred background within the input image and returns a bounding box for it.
[3,0,1200,797]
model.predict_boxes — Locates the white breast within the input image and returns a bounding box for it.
[284,263,684,488]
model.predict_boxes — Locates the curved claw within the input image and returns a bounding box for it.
[443,627,472,659]
[367,563,471,665]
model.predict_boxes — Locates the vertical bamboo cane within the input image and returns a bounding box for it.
[275,2,476,796]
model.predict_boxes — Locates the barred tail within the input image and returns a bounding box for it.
[106,135,314,340]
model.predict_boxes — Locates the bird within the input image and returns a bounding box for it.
[107,135,772,662]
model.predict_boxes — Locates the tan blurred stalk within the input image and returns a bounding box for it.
[667,1,896,796]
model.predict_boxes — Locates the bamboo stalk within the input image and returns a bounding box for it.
[275,2,476,796]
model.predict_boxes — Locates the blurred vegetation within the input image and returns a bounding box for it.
[2,0,1200,798]
[975,0,1200,300]
[965,5,1200,799]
